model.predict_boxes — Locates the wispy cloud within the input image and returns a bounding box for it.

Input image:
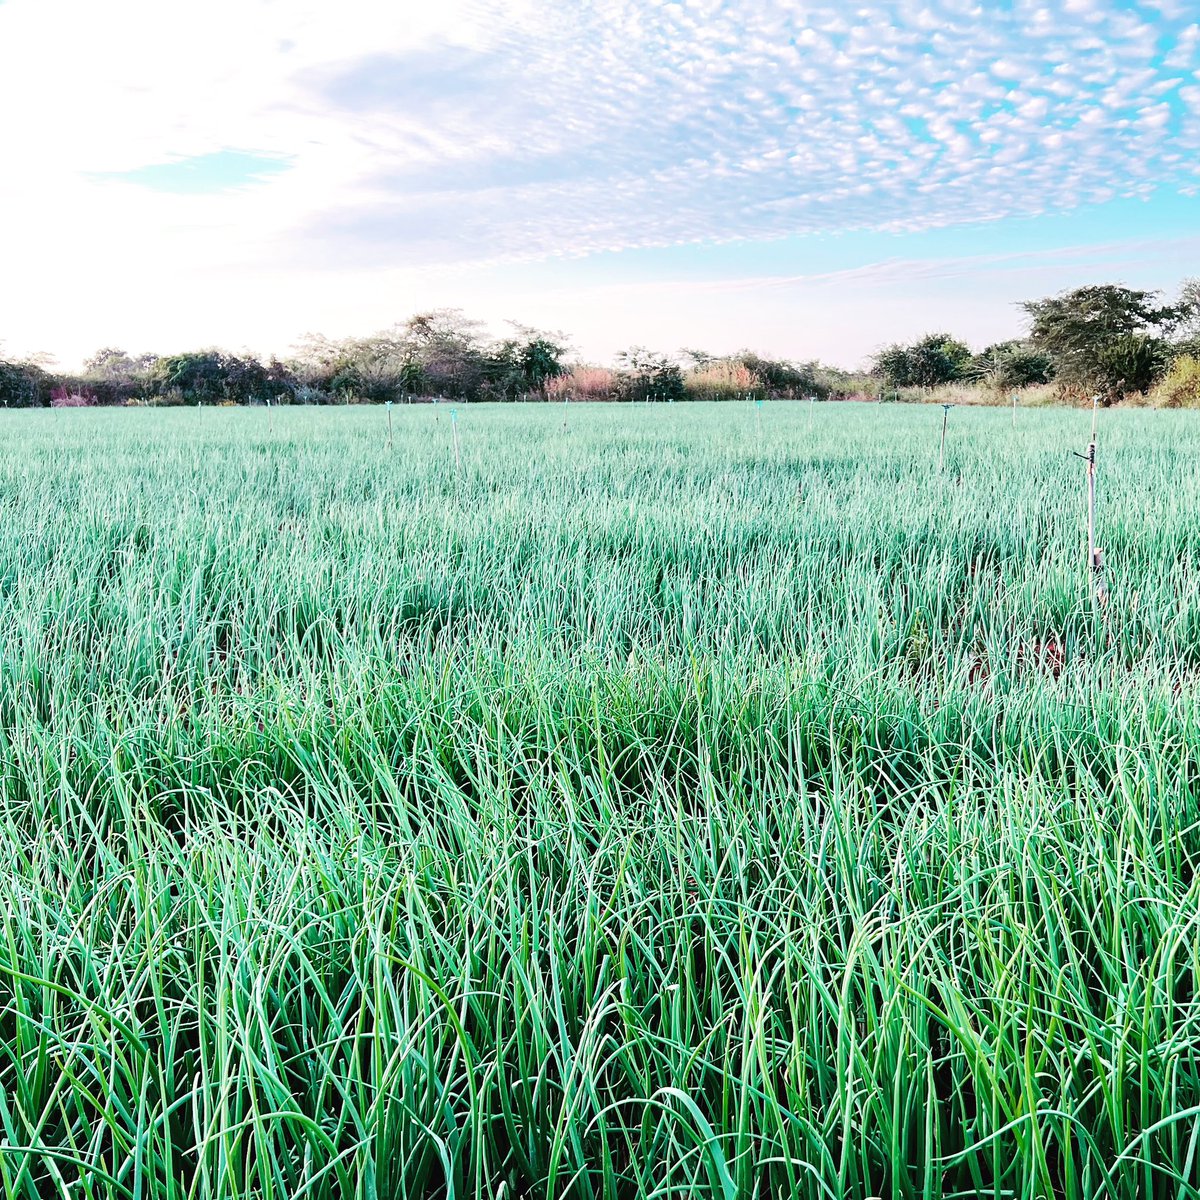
[95,151,292,194]
[0,0,1195,364]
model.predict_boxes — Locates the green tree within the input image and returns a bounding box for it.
[155,352,226,403]
[403,309,486,399]
[1095,334,1169,398]
[516,330,569,391]
[1021,284,1177,399]
[873,333,972,388]
[1170,278,1200,358]
[153,351,295,405]
[970,341,1053,390]
[614,347,685,402]
[480,325,570,399]
[737,352,825,397]
[0,359,49,407]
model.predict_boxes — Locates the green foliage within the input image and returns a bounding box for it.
[152,350,296,405]
[681,351,831,400]
[516,330,569,389]
[1094,332,1170,399]
[292,314,566,403]
[814,365,877,398]
[1151,353,1200,408]
[874,332,973,388]
[479,328,569,399]
[738,351,826,396]
[1022,284,1177,398]
[614,346,686,401]
[970,340,1054,390]
[0,358,50,407]
[1,403,1200,1197]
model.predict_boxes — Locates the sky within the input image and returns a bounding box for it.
[0,0,1197,370]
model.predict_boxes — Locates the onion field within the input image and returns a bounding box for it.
[3,401,1200,1199]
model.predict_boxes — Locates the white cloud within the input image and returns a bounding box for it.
[0,0,1195,365]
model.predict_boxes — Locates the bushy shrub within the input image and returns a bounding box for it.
[1151,355,1200,408]
[50,387,96,407]
[971,341,1054,390]
[684,360,757,400]
[0,360,51,407]
[808,367,874,399]
[874,333,973,388]
[739,353,825,398]
[613,349,685,403]
[293,384,337,406]
[1093,334,1169,401]
[152,352,297,405]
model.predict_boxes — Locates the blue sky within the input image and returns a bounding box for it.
[0,0,1196,368]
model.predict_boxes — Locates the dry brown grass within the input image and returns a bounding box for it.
[544,367,617,402]
[683,361,756,400]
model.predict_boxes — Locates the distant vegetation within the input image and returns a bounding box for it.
[872,280,1200,407]
[3,280,1199,409]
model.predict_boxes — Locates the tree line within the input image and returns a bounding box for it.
[2,282,1199,409]
[0,309,846,408]
[874,280,1200,404]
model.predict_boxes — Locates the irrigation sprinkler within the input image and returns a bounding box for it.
[1012,391,1018,428]
[386,400,393,449]
[1090,393,1100,443]
[938,403,954,471]
[266,395,273,434]
[450,407,461,473]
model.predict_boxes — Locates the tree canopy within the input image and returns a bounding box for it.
[873,333,973,389]
[1021,284,1181,399]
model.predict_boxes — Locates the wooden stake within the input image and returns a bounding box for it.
[939,404,953,471]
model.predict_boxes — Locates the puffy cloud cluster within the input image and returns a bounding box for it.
[1,0,1196,267]
[0,0,1195,362]
[299,0,1200,263]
